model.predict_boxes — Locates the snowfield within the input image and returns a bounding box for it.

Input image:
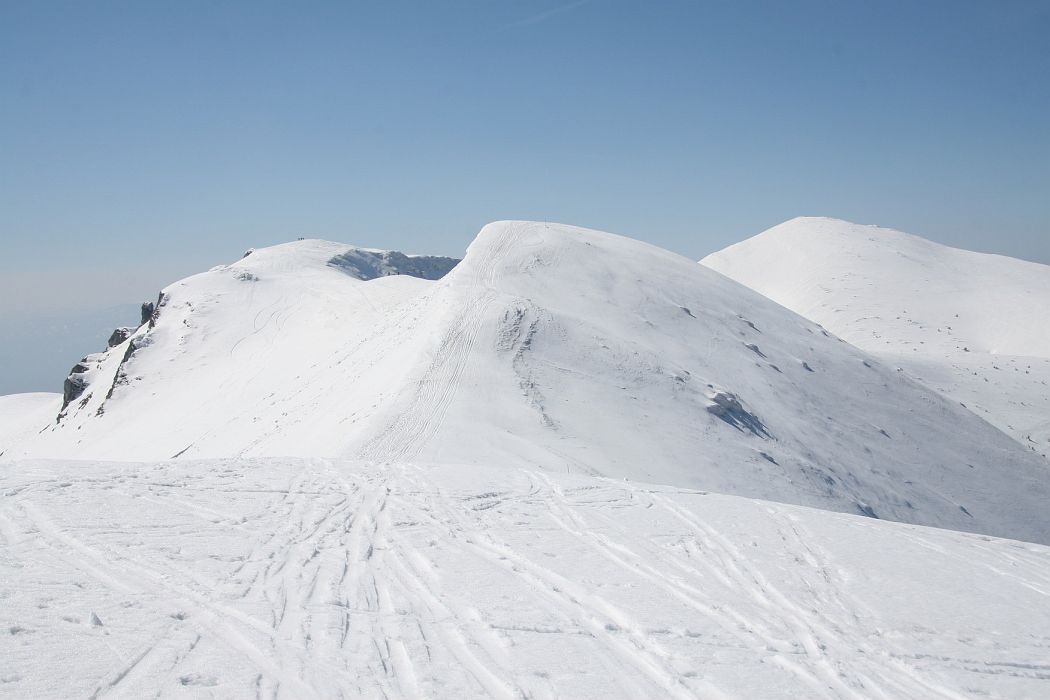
[702,217,1050,461]
[3,457,1050,699]
[2,220,1050,698]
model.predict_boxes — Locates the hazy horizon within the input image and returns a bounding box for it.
[3,0,1048,394]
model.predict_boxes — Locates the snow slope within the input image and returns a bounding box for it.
[2,456,1050,699]
[7,240,449,459]
[702,217,1050,459]
[4,223,1050,544]
[0,392,60,457]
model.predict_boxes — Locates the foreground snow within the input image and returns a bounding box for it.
[702,217,1050,460]
[2,457,1050,699]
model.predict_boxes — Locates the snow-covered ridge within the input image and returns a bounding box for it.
[4,221,1050,545]
[702,216,1050,459]
[48,238,460,420]
[220,238,461,282]
[703,217,1050,357]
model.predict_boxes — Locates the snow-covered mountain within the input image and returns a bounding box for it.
[4,220,1050,698]
[702,217,1050,460]
[3,222,1050,545]
[19,239,454,459]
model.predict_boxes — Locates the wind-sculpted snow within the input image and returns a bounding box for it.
[3,223,1050,544]
[2,457,1050,699]
[702,217,1050,460]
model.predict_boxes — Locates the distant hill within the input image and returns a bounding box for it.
[703,216,1050,460]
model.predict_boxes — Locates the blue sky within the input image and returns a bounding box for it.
[1,0,1048,393]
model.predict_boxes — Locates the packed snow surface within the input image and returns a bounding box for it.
[702,217,1050,460]
[3,457,1050,699]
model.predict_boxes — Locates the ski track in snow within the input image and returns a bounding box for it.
[355,224,517,463]
[2,458,1050,699]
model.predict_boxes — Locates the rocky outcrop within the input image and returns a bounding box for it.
[105,338,142,400]
[143,292,167,329]
[705,389,771,438]
[107,327,134,348]
[328,250,460,281]
[58,292,164,417]
[61,360,92,410]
